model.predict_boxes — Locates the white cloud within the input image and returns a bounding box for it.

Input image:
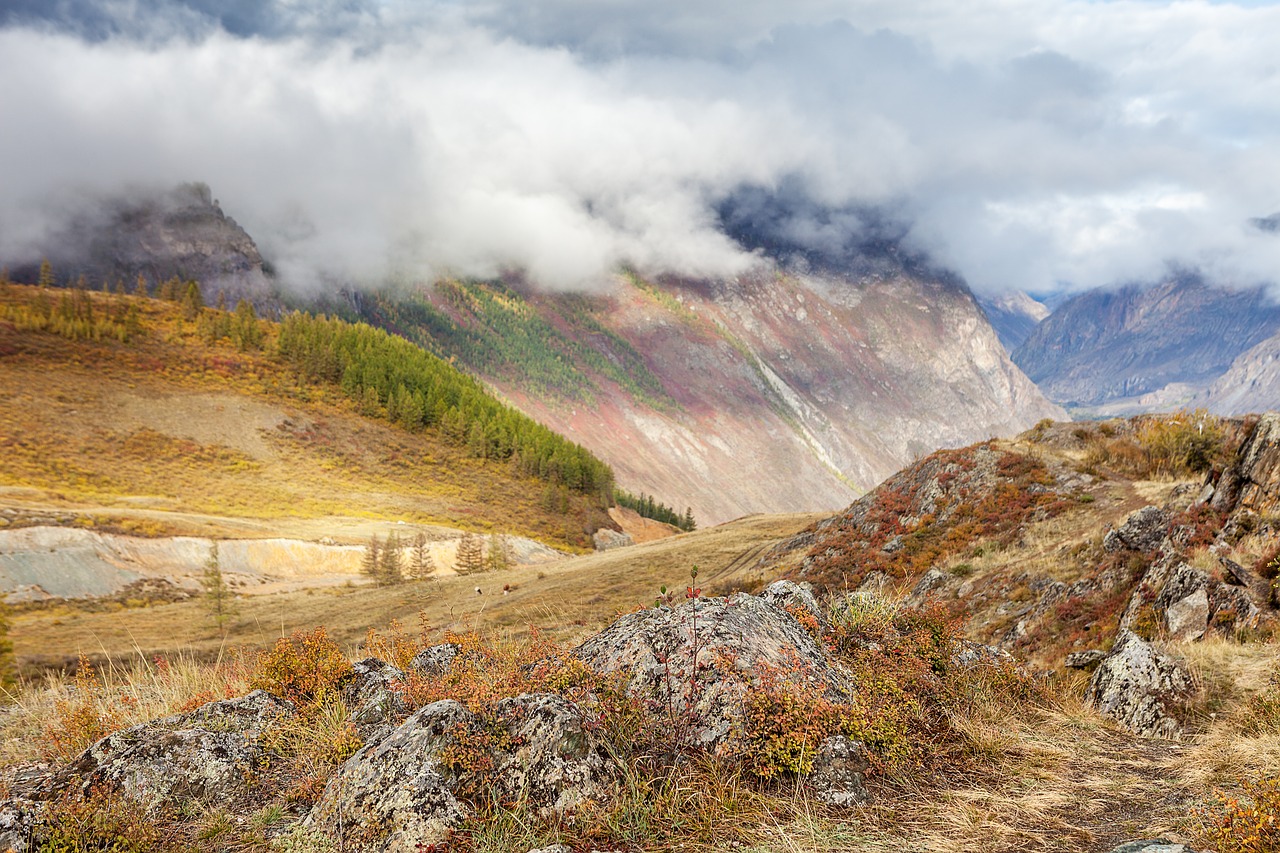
[1,0,1279,294]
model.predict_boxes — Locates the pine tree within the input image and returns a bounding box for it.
[682,507,696,532]
[487,534,512,572]
[361,535,381,583]
[200,543,237,635]
[409,533,435,580]
[37,259,54,289]
[380,531,404,586]
[181,280,204,320]
[134,274,149,297]
[454,533,485,575]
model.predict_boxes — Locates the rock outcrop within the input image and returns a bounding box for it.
[1103,506,1171,554]
[1085,631,1195,739]
[306,694,611,852]
[1205,413,1280,516]
[49,690,294,808]
[572,591,851,748]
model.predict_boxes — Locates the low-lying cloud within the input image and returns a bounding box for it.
[2,0,1280,295]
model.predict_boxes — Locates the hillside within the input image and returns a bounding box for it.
[1,411,1277,853]
[1013,274,1280,414]
[978,291,1051,352]
[366,268,1063,526]
[0,281,615,553]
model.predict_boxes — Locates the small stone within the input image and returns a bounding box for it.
[1103,506,1170,553]
[410,643,460,676]
[809,735,869,806]
[1064,650,1107,671]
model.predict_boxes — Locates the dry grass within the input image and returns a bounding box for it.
[0,283,609,547]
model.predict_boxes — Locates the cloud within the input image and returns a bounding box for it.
[1,0,1280,295]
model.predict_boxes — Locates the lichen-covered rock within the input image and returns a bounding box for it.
[759,580,829,632]
[156,689,294,737]
[493,693,611,816]
[1064,650,1108,671]
[1103,506,1170,553]
[411,642,460,676]
[308,693,612,852]
[344,657,410,737]
[572,593,851,748]
[952,640,1015,669]
[1156,564,1211,642]
[1085,631,1195,739]
[1214,413,1280,515]
[907,568,949,604]
[305,699,472,853]
[0,799,36,853]
[809,735,869,806]
[51,725,268,807]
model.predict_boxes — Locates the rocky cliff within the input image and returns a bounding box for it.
[978,291,1050,352]
[376,266,1064,525]
[9,183,271,303]
[1012,274,1280,411]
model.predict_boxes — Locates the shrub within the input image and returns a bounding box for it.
[250,627,353,705]
[1198,775,1280,853]
[44,655,123,762]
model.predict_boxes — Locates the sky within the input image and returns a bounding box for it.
[1,0,1279,296]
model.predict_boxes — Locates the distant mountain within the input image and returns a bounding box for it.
[1012,274,1280,412]
[369,265,1063,526]
[10,183,272,304]
[978,292,1050,352]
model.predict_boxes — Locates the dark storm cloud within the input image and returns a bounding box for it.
[1,0,1279,294]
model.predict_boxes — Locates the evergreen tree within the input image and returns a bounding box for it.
[683,507,696,532]
[380,531,405,585]
[200,543,237,635]
[231,299,263,350]
[454,533,485,575]
[409,532,435,580]
[181,280,204,320]
[486,534,512,572]
[361,535,381,582]
[134,274,149,297]
[37,259,54,289]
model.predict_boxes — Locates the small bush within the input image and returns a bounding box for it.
[251,627,353,705]
[1198,775,1280,853]
[44,655,123,762]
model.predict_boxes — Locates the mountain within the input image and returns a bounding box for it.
[1012,273,1280,412]
[10,182,272,305]
[977,291,1049,351]
[368,267,1063,526]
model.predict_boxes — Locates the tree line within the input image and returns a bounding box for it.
[275,311,615,498]
[615,490,696,531]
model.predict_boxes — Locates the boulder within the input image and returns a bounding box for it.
[307,694,613,852]
[492,693,611,816]
[1064,650,1108,671]
[411,642,460,676]
[343,657,410,738]
[305,699,473,853]
[51,725,268,808]
[0,800,35,853]
[808,735,869,806]
[572,593,851,748]
[46,691,293,809]
[1085,631,1195,739]
[1103,506,1170,553]
[759,580,829,633]
[156,689,294,737]
[1155,564,1211,642]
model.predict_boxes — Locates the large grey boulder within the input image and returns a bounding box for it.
[1106,841,1210,853]
[1086,631,1195,739]
[307,694,613,853]
[572,593,852,748]
[305,699,473,853]
[1156,564,1211,642]
[47,691,293,808]
[1103,506,1170,553]
[1207,412,1280,515]
[492,693,611,816]
[411,642,460,676]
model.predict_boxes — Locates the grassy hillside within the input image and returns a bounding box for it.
[0,282,613,548]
